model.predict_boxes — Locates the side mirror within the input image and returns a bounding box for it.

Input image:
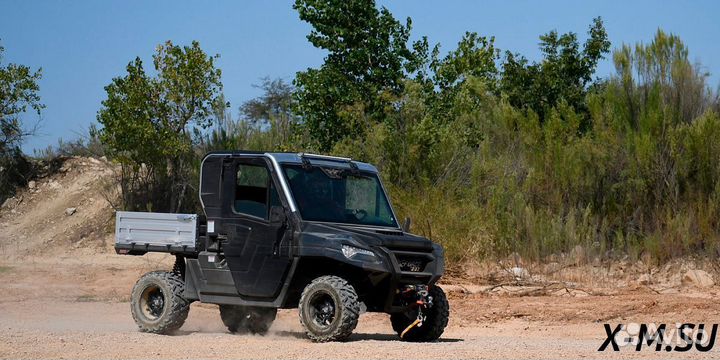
[270,205,286,224]
[402,217,411,232]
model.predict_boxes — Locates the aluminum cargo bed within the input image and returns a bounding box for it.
[114,211,199,255]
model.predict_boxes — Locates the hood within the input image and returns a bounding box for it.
[302,222,435,252]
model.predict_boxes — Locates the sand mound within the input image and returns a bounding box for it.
[0,156,116,259]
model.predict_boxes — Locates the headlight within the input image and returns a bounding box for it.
[341,245,376,259]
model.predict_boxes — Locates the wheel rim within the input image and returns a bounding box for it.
[140,285,165,320]
[308,291,336,329]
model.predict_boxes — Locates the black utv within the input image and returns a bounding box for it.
[115,151,449,342]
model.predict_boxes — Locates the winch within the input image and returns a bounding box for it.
[398,284,434,338]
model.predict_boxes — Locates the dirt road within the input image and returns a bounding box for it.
[0,299,600,359]
[1,255,719,359]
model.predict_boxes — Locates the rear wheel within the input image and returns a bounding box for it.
[391,285,449,342]
[219,305,277,335]
[130,271,190,334]
[298,275,360,342]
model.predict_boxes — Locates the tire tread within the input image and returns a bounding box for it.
[299,275,360,342]
[130,271,190,334]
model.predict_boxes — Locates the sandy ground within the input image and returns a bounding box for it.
[2,157,720,359]
[1,255,719,359]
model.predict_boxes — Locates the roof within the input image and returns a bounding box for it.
[202,151,379,173]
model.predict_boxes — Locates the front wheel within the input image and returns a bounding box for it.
[391,285,449,342]
[130,271,190,334]
[298,275,360,342]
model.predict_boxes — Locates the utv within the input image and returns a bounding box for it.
[115,151,448,342]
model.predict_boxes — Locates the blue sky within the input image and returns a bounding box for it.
[1,0,719,153]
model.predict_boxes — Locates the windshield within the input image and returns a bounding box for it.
[283,165,398,227]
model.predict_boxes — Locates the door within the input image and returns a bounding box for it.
[221,158,291,298]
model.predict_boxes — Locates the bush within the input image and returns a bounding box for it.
[361,31,720,264]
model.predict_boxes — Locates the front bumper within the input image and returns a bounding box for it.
[375,245,444,312]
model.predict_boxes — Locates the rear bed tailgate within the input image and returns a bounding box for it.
[115,211,199,255]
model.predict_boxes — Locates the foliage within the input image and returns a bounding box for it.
[425,32,500,121]
[239,77,298,148]
[612,29,712,128]
[198,78,308,154]
[500,17,610,126]
[382,30,719,263]
[97,41,224,212]
[0,42,43,203]
[431,32,499,91]
[293,0,416,150]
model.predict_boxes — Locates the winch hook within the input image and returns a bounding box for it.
[400,306,426,339]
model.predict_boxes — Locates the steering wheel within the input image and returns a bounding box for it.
[352,209,368,221]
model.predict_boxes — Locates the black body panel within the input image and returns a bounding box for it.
[184,254,300,308]
[294,222,444,312]
[218,157,291,298]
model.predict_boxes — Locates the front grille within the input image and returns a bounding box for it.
[397,255,425,272]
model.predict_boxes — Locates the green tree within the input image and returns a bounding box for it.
[426,32,499,121]
[613,29,712,128]
[432,32,499,91]
[293,0,416,150]
[500,17,610,125]
[200,78,302,153]
[604,31,717,225]
[240,77,297,147]
[0,42,43,202]
[97,40,224,212]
